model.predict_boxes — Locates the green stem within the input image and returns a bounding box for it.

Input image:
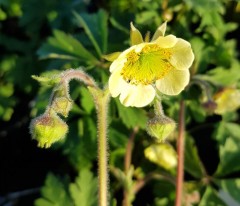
[89,87,110,206]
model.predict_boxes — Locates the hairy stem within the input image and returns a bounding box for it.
[89,87,110,206]
[175,100,185,206]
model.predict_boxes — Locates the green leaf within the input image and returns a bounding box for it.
[115,99,147,129]
[69,169,98,206]
[214,122,240,144]
[184,135,206,178]
[35,173,72,206]
[215,137,240,176]
[37,30,98,63]
[188,100,206,123]
[80,87,95,114]
[73,9,108,55]
[199,186,227,206]
[203,63,240,86]
[109,128,128,148]
[217,179,240,204]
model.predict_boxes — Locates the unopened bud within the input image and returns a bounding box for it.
[30,112,68,148]
[213,88,240,115]
[147,116,176,142]
[51,96,73,117]
[144,143,177,170]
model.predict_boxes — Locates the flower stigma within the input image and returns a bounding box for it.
[120,43,173,85]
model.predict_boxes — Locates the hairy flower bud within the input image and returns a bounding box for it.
[50,83,73,117]
[30,112,68,148]
[144,143,177,170]
[147,115,176,142]
[51,96,73,117]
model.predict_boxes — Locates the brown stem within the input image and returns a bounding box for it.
[175,100,185,206]
[122,127,139,206]
[124,127,139,173]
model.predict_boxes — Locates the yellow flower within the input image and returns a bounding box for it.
[214,88,240,114]
[107,22,194,107]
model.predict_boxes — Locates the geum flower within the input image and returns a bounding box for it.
[106,22,194,107]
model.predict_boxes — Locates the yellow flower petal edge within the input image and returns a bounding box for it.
[108,22,194,107]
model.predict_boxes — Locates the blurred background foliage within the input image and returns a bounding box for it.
[0,0,240,205]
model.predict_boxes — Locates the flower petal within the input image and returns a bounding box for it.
[130,22,144,45]
[109,69,128,97]
[151,21,167,41]
[156,69,190,95]
[170,38,194,70]
[109,56,126,73]
[119,84,156,107]
[154,35,178,48]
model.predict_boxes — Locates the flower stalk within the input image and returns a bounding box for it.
[89,87,110,206]
[175,100,185,206]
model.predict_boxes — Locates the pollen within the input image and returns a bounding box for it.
[121,44,173,85]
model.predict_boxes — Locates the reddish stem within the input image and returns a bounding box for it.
[122,127,138,206]
[175,100,185,206]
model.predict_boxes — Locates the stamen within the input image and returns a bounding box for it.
[121,44,173,85]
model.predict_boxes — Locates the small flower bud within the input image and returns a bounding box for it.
[144,143,177,170]
[50,83,73,117]
[147,115,176,142]
[213,88,240,115]
[30,112,68,148]
[51,96,73,117]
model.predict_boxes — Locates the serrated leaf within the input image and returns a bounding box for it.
[35,173,72,206]
[184,135,206,178]
[217,179,240,204]
[69,169,98,206]
[215,137,240,176]
[199,186,227,206]
[115,99,147,129]
[37,30,98,63]
[203,64,240,86]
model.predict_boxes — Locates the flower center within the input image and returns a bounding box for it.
[121,44,173,85]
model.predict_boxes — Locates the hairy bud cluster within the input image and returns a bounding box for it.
[30,78,73,148]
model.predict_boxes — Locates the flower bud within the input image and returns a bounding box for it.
[51,96,73,117]
[213,88,240,115]
[30,112,68,148]
[147,115,176,142]
[144,143,177,170]
[50,83,73,117]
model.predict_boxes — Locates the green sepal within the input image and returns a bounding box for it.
[147,115,176,142]
[32,75,61,86]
